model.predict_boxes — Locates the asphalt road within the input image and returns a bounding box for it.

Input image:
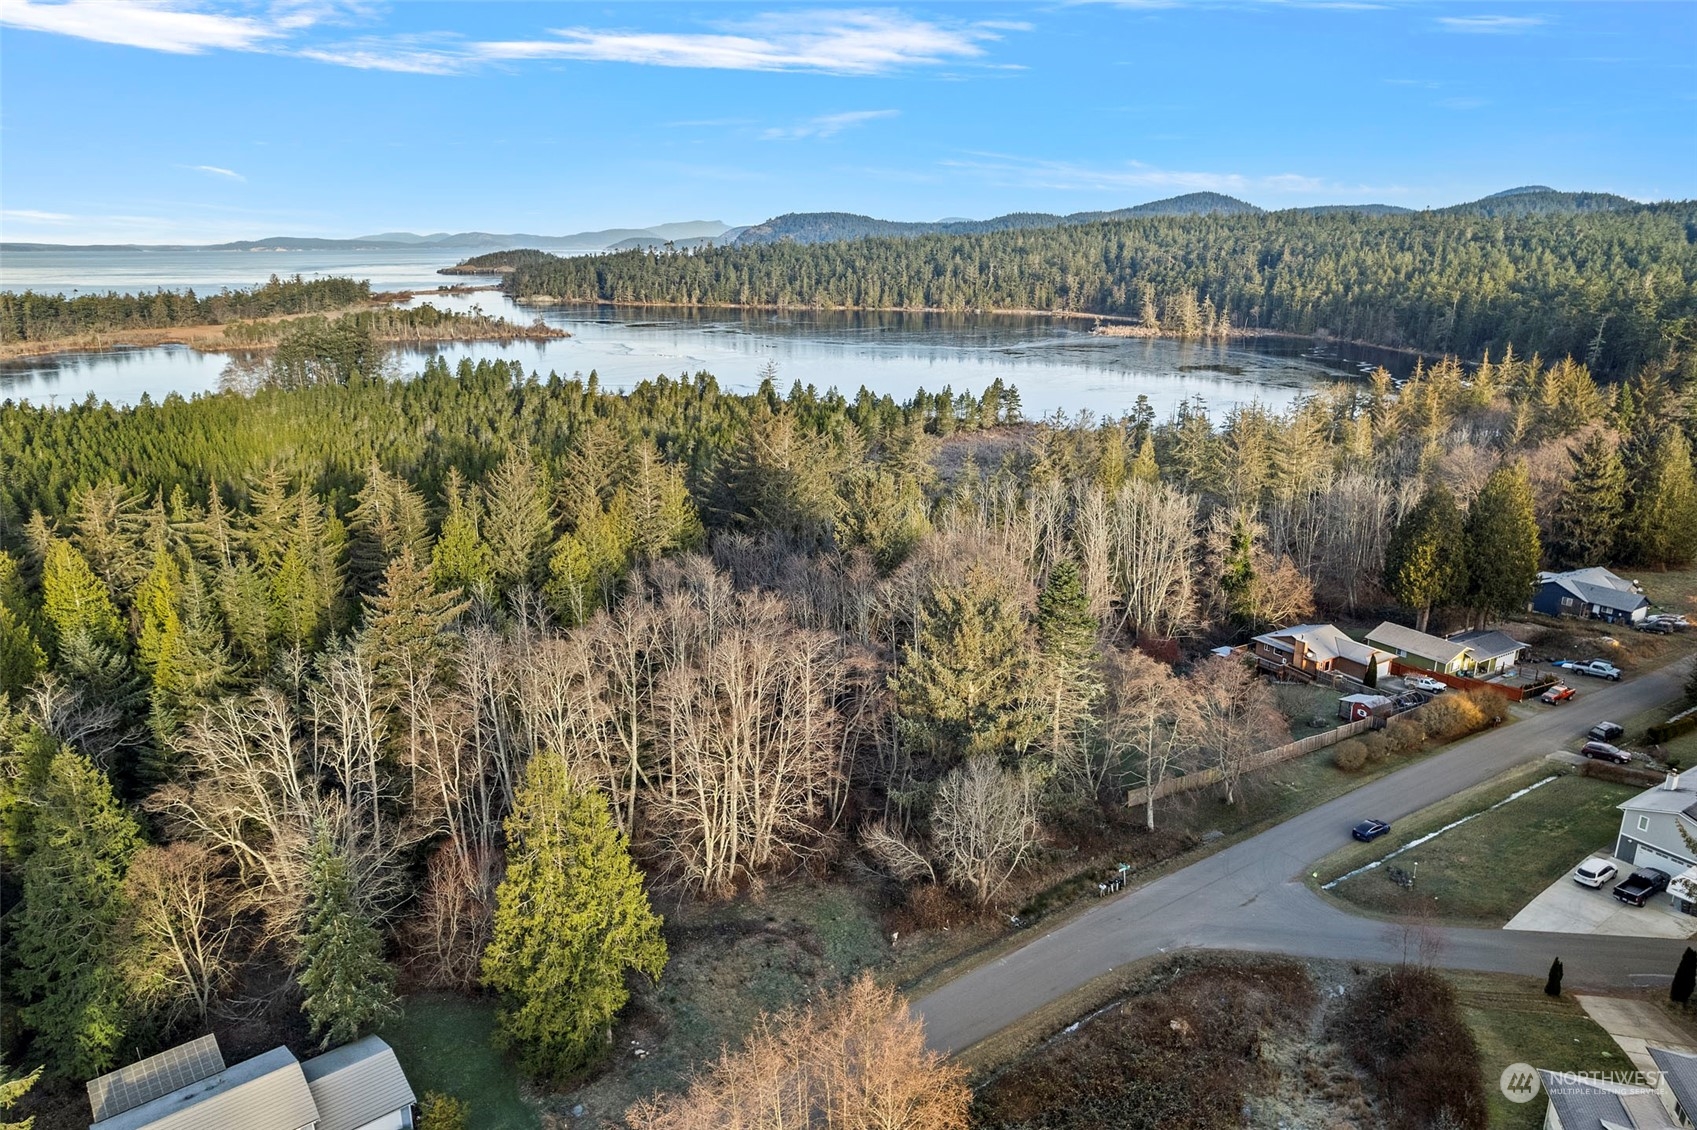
[915,657,1697,1054]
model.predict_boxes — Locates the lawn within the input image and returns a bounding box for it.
[383,994,538,1130]
[1273,681,1345,739]
[1314,765,1639,926]
[1449,970,1627,1130]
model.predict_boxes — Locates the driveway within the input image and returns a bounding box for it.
[913,656,1697,1055]
[1574,995,1697,1081]
[1505,855,1696,939]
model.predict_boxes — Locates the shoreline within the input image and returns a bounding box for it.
[505,295,1433,362]
[0,286,553,363]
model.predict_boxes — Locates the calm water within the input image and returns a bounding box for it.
[0,250,1413,416]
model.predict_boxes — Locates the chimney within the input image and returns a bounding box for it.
[1666,770,1681,791]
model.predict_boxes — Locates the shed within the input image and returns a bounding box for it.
[1338,693,1392,721]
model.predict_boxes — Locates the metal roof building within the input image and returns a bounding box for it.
[87,1035,415,1130]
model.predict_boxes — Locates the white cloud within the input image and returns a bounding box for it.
[475,11,1000,75]
[0,0,282,53]
[762,109,899,141]
[297,39,466,74]
[189,164,245,180]
[1437,14,1544,33]
[1,208,74,222]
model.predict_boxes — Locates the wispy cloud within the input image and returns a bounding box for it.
[1437,14,1544,34]
[473,11,1000,75]
[188,164,245,181]
[762,109,899,141]
[1,208,74,223]
[0,0,283,53]
[0,4,1017,76]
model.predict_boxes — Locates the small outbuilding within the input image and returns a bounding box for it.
[1338,693,1393,721]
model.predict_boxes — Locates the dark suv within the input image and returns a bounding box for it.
[1589,722,1626,743]
[1614,868,1671,907]
[1580,740,1631,764]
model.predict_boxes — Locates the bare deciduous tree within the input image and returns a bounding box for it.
[123,841,242,1026]
[626,973,970,1130]
[930,757,1040,905]
[1105,649,1199,831]
[1191,655,1289,805]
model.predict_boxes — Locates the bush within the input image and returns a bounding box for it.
[1334,740,1369,773]
[1382,719,1424,756]
[419,1092,470,1130]
[1418,695,1486,742]
[1579,760,1668,787]
[1336,968,1487,1130]
[1648,715,1697,745]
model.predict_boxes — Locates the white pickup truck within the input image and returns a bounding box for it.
[1568,660,1622,681]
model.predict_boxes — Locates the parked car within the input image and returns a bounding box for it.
[1405,675,1448,693]
[1649,614,1690,630]
[1571,660,1622,681]
[1635,620,1675,634]
[1351,819,1392,842]
[1541,684,1576,704]
[1580,740,1632,764]
[1589,721,1626,742]
[1613,867,1671,907]
[1573,858,1619,888]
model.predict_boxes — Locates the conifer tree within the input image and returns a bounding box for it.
[39,538,125,655]
[1129,434,1160,484]
[1463,462,1541,627]
[892,563,1040,768]
[1035,560,1102,787]
[482,448,555,595]
[298,832,398,1050]
[0,551,45,697]
[1545,956,1563,998]
[430,468,494,599]
[13,751,139,1078]
[1672,947,1696,1005]
[1623,427,1697,568]
[1384,484,1466,632]
[481,752,667,1082]
[1548,431,1628,568]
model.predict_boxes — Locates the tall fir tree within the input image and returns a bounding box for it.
[0,550,46,697]
[1548,431,1628,568]
[1034,560,1102,780]
[1384,484,1466,632]
[892,563,1040,768]
[1463,462,1541,627]
[298,832,398,1050]
[1622,427,1697,568]
[12,751,139,1078]
[39,537,125,656]
[429,468,494,599]
[481,753,667,1083]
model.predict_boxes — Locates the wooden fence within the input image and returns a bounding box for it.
[1387,661,1527,702]
[1124,715,1376,810]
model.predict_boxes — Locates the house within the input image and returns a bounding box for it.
[1651,1046,1697,1127]
[1614,774,1697,917]
[1538,1068,1681,1129]
[87,1033,415,1130]
[1249,623,1392,683]
[1338,693,1393,721]
[1447,629,1530,676]
[1364,621,1474,675]
[1532,567,1651,624]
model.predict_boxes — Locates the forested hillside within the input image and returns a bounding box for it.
[495,204,1697,381]
[0,275,371,341]
[1,347,1693,1120]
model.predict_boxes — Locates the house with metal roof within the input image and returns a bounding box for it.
[87,1034,415,1130]
[1650,1046,1697,1126]
[1533,567,1651,624]
[1249,623,1392,683]
[1364,621,1475,674]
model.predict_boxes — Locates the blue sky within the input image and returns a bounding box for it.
[1,1,1693,243]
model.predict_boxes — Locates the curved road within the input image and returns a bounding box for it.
[916,657,1697,1054]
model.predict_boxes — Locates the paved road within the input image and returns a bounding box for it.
[915,658,1697,1054]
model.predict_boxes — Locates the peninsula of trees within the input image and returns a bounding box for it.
[0,274,563,366]
[474,202,1697,382]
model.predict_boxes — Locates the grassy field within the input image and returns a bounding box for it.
[1273,681,1345,739]
[383,994,538,1130]
[1449,970,1628,1130]
[1315,765,1639,926]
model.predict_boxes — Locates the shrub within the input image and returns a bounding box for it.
[1418,695,1486,742]
[419,1092,470,1130]
[1336,968,1488,1130]
[1648,715,1697,745]
[1334,741,1369,773]
[1382,719,1424,756]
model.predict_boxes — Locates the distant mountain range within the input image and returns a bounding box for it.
[0,188,1654,256]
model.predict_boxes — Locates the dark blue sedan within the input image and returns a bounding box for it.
[1352,819,1392,842]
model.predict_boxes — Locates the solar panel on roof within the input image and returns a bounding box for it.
[87,1034,226,1122]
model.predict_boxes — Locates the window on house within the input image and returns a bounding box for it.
[1639,815,1651,832]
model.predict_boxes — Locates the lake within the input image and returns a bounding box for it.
[0,250,1413,417]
